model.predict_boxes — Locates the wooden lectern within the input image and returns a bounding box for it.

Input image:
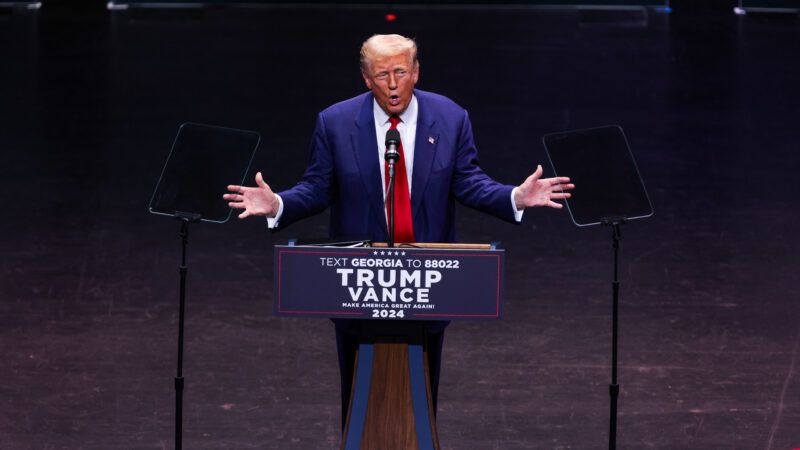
[274,242,505,450]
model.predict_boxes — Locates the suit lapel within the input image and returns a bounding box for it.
[351,93,388,235]
[411,93,438,218]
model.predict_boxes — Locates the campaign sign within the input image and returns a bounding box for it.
[274,245,505,321]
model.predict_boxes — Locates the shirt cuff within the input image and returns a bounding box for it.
[510,187,524,223]
[266,194,284,229]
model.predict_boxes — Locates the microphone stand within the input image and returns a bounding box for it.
[385,130,400,248]
[386,157,396,248]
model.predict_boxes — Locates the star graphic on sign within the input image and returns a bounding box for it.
[373,251,378,255]
[401,251,406,256]
[395,251,400,256]
[380,251,386,255]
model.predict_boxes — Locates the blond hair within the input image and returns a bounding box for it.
[359,34,418,72]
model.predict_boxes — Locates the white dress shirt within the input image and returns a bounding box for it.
[374,95,417,201]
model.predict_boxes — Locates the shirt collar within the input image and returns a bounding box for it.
[373,94,418,127]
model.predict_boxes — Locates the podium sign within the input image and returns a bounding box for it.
[274,245,504,321]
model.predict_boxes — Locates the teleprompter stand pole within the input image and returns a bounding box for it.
[603,218,625,450]
[174,213,200,450]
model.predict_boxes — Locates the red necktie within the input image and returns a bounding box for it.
[385,115,415,243]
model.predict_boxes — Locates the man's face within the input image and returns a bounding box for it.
[362,52,419,116]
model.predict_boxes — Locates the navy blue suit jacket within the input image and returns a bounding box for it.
[277,89,518,242]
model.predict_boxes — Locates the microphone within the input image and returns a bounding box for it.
[384,129,401,164]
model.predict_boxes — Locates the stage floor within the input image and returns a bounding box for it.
[1,4,798,449]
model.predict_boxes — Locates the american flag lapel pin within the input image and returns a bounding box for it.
[428,136,435,144]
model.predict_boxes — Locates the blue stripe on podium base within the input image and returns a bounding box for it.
[408,344,435,450]
[344,344,374,450]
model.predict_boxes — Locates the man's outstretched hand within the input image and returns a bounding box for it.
[514,165,575,210]
[223,171,280,219]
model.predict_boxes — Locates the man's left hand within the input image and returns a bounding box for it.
[514,165,575,210]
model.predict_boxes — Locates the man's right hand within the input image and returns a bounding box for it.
[224,171,280,219]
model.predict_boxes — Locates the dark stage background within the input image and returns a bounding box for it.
[1,2,799,449]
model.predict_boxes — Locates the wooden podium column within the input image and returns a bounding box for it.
[341,342,440,450]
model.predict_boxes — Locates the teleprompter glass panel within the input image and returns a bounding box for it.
[149,122,260,223]
[543,125,653,227]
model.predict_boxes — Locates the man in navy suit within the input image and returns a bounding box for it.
[225,34,573,427]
